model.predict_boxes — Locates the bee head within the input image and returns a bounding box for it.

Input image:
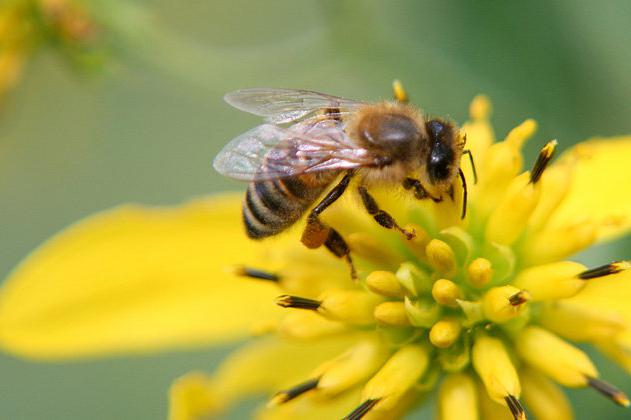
[425,119,459,185]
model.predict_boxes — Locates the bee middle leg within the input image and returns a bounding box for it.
[402,177,443,202]
[357,186,415,240]
[301,171,356,279]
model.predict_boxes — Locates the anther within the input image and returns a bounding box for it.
[578,261,631,280]
[504,395,527,420]
[269,377,320,406]
[509,290,531,306]
[343,398,380,420]
[530,140,557,184]
[232,264,280,281]
[587,377,630,407]
[275,295,321,310]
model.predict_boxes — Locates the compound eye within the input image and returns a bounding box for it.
[426,119,454,182]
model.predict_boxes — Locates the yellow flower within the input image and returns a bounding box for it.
[1,94,631,419]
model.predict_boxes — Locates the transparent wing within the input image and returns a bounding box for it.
[213,122,375,181]
[224,88,366,124]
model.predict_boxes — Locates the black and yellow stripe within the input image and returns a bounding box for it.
[243,175,331,239]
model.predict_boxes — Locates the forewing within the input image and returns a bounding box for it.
[224,88,366,124]
[213,123,373,181]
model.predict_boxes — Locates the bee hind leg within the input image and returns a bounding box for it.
[358,186,415,240]
[301,171,357,279]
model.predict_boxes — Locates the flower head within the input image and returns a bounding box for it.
[0,95,631,419]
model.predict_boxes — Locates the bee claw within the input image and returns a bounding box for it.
[402,228,416,240]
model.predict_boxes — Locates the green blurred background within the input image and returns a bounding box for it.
[1,0,630,418]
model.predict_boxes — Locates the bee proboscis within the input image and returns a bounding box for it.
[214,84,475,278]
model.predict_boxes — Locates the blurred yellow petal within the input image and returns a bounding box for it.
[560,269,631,328]
[547,137,631,241]
[257,387,362,420]
[0,194,285,359]
[169,335,358,420]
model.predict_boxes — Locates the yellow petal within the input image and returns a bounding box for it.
[257,387,362,420]
[461,94,495,166]
[0,194,286,359]
[520,367,573,420]
[170,335,357,419]
[561,269,631,326]
[547,137,631,241]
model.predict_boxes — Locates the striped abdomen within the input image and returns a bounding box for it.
[243,173,337,239]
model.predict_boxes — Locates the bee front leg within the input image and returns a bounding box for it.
[301,171,356,279]
[403,177,443,203]
[358,186,415,240]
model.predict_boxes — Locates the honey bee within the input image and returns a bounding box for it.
[214,84,475,278]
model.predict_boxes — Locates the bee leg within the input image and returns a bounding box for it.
[403,178,443,203]
[301,171,357,279]
[324,228,356,280]
[358,186,415,240]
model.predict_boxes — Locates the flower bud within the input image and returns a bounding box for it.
[438,373,479,420]
[430,318,462,349]
[374,301,410,326]
[318,288,381,326]
[366,270,405,298]
[482,286,530,323]
[426,239,457,276]
[361,343,431,411]
[486,173,541,245]
[468,258,493,288]
[511,261,586,301]
[432,279,463,308]
[472,334,521,405]
[314,339,390,396]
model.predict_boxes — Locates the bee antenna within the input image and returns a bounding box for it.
[458,168,467,219]
[462,149,478,184]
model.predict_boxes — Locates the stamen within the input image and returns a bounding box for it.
[529,140,557,184]
[275,295,321,310]
[269,377,320,406]
[343,398,380,420]
[504,395,527,420]
[578,261,631,280]
[232,264,279,281]
[587,377,630,407]
[509,290,531,306]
